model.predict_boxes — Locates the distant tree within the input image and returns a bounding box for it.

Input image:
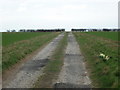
[92,29,97,31]
[7,30,10,32]
[11,30,16,32]
[103,29,111,32]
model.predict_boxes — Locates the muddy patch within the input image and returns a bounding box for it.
[20,59,49,71]
[54,82,91,88]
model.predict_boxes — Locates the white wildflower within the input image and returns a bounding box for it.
[99,53,110,61]
[99,53,105,58]
[105,56,110,60]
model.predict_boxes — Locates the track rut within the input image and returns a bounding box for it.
[55,32,91,88]
[3,33,64,88]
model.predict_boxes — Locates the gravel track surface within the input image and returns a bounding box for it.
[55,33,91,88]
[3,33,64,88]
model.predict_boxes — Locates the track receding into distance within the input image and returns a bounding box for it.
[3,32,91,88]
[54,33,91,88]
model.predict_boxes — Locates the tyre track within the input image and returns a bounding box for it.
[55,32,91,88]
[3,33,64,88]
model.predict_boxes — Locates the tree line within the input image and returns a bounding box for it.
[71,28,120,32]
[7,29,65,32]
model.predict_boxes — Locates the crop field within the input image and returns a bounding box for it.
[2,32,52,46]
[73,32,119,88]
[2,32,60,71]
[84,32,118,41]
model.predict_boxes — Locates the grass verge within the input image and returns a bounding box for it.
[0,32,1,72]
[73,32,119,88]
[2,32,60,71]
[33,32,67,88]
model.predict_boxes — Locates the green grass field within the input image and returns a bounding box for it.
[84,32,118,41]
[2,32,51,46]
[73,32,119,88]
[2,32,60,71]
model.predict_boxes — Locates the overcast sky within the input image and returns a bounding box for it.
[0,0,119,31]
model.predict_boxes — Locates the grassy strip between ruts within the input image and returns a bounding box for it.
[73,32,119,88]
[33,32,67,88]
[2,32,60,71]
